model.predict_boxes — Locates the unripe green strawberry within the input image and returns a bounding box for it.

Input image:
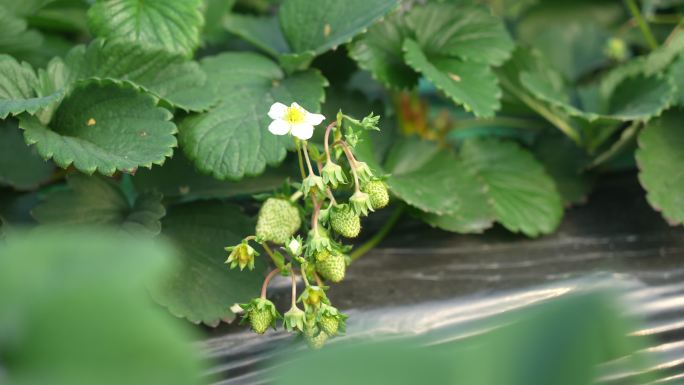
[316,252,346,283]
[314,249,331,261]
[319,315,340,336]
[304,326,329,349]
[240,298,279,334]
[256,198,301,245]
[329,204,360,238]
[317,305,347,336]
[249,308,274,334]
[362,180,390,209]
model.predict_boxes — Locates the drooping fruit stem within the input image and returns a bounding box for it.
[338,140,361,193]
[302,141,316,176]
[323,121,336,163]
[289,190,303,202]
[311,195,322,236]
[260,268,280,299]
[258,241,282,268]
[313,271,324,287]
[300,265,311,287]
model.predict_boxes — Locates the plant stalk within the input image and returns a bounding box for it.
[339,141,361,192]
[323,121,336,163]
[261,242,280,267]
[295,139,306,180]
[290,267,298,307]
[626,0,659,50]
[260,268,280,299]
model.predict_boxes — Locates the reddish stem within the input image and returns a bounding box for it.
[339,141,361,193]
[323,121,336,163]
[313,271,324,287]
[311,194,322,235]
[260,268,280,299]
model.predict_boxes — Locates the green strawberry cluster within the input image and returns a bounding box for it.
[224,111,388,348]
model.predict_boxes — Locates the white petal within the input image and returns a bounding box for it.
[268,119,290,136]
[268,102,288,120]
[305,112,325,126]
[291,123,314,140]
[290,102,304,112]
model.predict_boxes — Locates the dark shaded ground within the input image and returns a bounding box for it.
[201,173,684,384]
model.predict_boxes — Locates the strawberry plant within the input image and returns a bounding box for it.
[0,0,683,348]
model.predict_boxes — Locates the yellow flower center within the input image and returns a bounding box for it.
[284,106,305,124]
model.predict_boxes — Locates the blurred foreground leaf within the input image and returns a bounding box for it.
[0,229,205,385]
[272,291,653,385]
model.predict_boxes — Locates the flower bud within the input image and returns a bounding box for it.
[353,161,373,182]
[349,190,374,217]
[321,161,347,188]
[225,241,258,271]
[301,174,325,197]
[283,306,306,332]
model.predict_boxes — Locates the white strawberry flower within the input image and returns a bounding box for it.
[268,102,325,140]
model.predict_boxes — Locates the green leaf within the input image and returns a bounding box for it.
[358,136,494,232]
[348,2,513,101]
[403,38,501,117]
[87,0,204,57]
[521,69,675,122]
[202,0,236,43]
[32,174,164,236]
[179,52,327,180]
[28,1,90,35]
[0,0,57,16]
[670,56,684,106]
[224,13,289,57]
[149,201,265,326]
[605,75,674,120]
[279,0,399,55]
[533,134,593,206]
[20,80,177,176]
[461,138,563,237]
[62,39,216,112]
[526,21,610,82]
[496,47,582,144]
[0,54,63,119]
[599,33,684,97]
[417,169,496,234]
[348,12,419,89]
[0,119,53,190]
[405,3,514,66]
[0,229,204,385]
[636,109,684,225]
[0,5,43,58]
[399,3,513,117]
[132,151,293,200]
